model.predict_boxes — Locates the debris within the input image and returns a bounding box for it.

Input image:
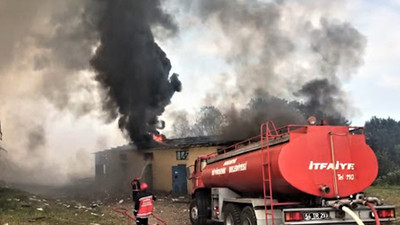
[20,202,32,207]
[29,197,39,202]
[36,208,44,211]
[171,198,190,203]
[118,199,124,204]
[90,203,99,208]
[74,204,85,209]
[28,216,46,222]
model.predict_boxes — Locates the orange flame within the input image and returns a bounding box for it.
[152,133,167,145]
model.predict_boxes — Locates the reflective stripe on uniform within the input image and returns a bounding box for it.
[137,195,153,218]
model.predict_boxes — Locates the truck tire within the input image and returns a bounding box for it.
[190,198,207,225]
[240,206,257,225]
[223,204,241,225]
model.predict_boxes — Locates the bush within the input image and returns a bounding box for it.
[374,169,400,185]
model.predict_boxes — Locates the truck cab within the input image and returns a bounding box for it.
[188,156,212,225]
[189,156,209,194]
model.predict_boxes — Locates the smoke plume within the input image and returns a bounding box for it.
[169,0,366,139]
[295,79,349,125]
[87,0,181,148]
[0,0,180,185]
[0,0,367,185]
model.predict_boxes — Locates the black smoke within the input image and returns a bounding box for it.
[88,0,181,148]
[170,0,366,139]
[220,95,305,140]
[295,79,349,125]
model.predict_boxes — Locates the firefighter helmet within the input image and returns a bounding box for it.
[140,182,148,191]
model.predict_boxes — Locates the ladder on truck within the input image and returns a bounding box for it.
[260,121,278,225]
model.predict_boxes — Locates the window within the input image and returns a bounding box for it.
[176,150,189,160]
[201,160,207,171]
[144,153,154,161]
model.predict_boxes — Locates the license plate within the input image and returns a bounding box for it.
[303,212,329,221]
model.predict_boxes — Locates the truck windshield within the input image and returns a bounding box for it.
[201,160,207,171]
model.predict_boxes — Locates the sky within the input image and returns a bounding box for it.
[160,0,400,127]
[0,0,399,185]
[343,0,400,124]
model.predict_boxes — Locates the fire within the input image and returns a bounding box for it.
[152,133,167,145]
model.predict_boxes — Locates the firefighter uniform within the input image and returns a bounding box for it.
[133,184,156,225]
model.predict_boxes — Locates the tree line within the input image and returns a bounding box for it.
[364,117,400,185]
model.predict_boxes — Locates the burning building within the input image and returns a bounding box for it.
[94,136,235,195]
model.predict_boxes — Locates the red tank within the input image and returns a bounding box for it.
[200,125,378,198]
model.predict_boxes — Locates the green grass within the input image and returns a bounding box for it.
[366,185,400,224]
[0,188,126,225]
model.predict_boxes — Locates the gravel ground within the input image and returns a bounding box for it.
[116,194,220,225]
[7,182,220,225]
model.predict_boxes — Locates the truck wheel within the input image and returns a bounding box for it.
[240,206,257,225]
[223,204,241,225]
[190,199,207,225]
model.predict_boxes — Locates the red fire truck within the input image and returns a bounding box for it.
[188,121,396,225]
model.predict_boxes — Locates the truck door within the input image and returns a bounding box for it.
[172,165,188,194]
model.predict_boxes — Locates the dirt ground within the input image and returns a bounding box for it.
[1,182,218,225]
[118,194,193,225]
[112,193,219,225]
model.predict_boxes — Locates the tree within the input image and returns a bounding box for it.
[365,117,400,183]
[193,106,224,136]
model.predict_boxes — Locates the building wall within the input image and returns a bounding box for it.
[95,148,149,194]
[149,146,217,193]
[95,145,219,195]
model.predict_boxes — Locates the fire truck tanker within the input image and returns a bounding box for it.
[188,121,396,225]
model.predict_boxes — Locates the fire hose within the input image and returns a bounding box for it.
[112,207,167,225]
[341,206,365,225]
[366,202,381,225]
[328,194,383,225]
[338,202,381,225]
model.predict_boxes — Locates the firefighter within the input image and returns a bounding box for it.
[133,182,156,225]
[131,177,141,201]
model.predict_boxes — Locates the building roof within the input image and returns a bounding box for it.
[94,143,137,154]
[152,135,237,150]
[95,136,238,154]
